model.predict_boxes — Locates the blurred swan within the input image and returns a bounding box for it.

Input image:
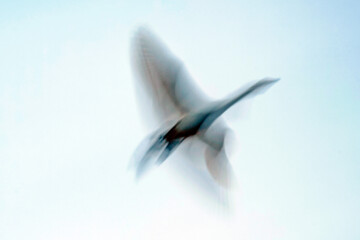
[130,27,278,189]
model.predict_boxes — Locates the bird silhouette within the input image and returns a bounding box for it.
[131,27,278,188]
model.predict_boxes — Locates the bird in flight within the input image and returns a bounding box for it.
[130,27,278,188]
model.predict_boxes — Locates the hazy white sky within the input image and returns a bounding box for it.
[1,0,360,239]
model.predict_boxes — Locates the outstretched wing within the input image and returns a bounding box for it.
[131,27,236,189]
[131,27,210,124]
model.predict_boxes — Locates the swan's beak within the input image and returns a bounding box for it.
[263,77,280,83]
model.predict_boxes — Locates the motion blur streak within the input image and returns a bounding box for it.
[130,26,278,202]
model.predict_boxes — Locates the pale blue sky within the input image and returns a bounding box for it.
[1,0,359,239]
